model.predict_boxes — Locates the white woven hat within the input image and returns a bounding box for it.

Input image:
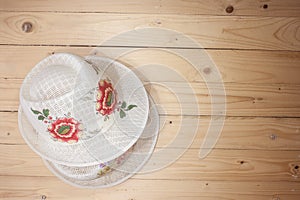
[19,53,149,166]
[42,97,159,188]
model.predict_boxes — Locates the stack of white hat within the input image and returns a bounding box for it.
[18,53,159,188]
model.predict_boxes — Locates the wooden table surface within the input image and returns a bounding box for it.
[1,0,300,199]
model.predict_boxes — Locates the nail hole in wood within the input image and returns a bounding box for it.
[278,87,281,91]
[7,132,10,136]
[169,120,173,124]
[206,183,208,186]
[263,4,268,9]
[270,134,277,140]
[22,22,33,33]
[240,161,244,164]
[203,67,211,75]
[295,165,299,170]
[41,195,47,200]
[226,5,234,14]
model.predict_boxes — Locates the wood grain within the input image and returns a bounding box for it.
[2,112,300,150]
[1,0,300,199]
[1,46,300,84]
[1,0,300,17]
[2,78,300,117]
[0,175,299,200]
[0,12,299,50]
[0,144,300,182]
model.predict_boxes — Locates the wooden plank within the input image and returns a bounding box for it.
[0,112,19,145]
[0,176,299,200]
[0,79,20,112]
[0,144,300,181]
[136,149,300,182]
[2,112,300,150]
[0,12,299,50]
[2,78,300,117]
[0,2,299,200]
[136,116,300,151]
[1,46,300,85]
[1,0,300,17]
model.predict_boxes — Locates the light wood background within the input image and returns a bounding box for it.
[0,0,300,199]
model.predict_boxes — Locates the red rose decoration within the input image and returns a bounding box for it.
[96,79,117,116]
[47,117,81,143]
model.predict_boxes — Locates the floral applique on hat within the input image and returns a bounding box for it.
[97,162,111,176]
[95,78,137,120]
[96,144,135,176]
[31,108,83,143]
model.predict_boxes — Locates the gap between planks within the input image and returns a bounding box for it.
[1,44,300,52]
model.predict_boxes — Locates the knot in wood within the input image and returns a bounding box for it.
[22,22,33,33]
[226,5,234,13]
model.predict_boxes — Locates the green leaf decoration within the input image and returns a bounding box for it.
[106,91,113,106]
[119,109,126,118]
[121,101,126,109]
[126,105,137,111]
[57,125,70,135]
[31,108,42,115]
[43,109,49,117]
[38,115,45,121]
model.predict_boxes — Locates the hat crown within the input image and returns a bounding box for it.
[21,53,110,142]
[29,65,77,101]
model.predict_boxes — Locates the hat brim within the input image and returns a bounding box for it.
[42,96,159,188]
